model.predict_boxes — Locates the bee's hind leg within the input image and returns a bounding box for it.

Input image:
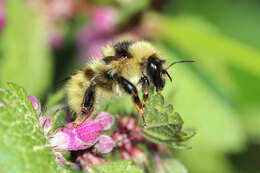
[72,83,96,128]
[117,76,146,126]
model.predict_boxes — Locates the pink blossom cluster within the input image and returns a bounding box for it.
[111,116,147,163]
[28,95,115,165]
[28,95,170,172]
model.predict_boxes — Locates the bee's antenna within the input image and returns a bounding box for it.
[163,70,172,82]
[167,60,195,70]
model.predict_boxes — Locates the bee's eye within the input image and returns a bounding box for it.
[147,57,165,91]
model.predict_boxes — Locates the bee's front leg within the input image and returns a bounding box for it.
[140,74,150,106]
[116,76,146,126]
[72,83,96,128]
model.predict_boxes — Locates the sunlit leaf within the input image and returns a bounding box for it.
[0,83,67,172]
[143,89,195,149]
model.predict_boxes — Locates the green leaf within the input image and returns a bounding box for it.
[143,89,195,149]
[0,83,67,173]
[160,159,187,173]
[154,41,246,153]
[0,0,53,98]
[91,160,144,173]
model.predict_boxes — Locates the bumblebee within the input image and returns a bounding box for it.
[66,40,193,127]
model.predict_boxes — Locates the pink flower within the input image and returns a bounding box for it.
[49,112,115,152]
[49,118,103,151]
[28,95,41,115]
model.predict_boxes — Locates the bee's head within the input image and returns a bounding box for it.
[147,55,166,91]
[147,55,195,92]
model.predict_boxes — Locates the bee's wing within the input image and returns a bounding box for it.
[59,56,102,85]
[87,56,103,64]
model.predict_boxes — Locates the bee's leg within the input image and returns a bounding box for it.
[140,75,150,106]
[117,76,146,126]
[73,83,96,128]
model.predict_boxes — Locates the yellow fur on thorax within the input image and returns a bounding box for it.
[129,41,158,63]
[88,60,108,73]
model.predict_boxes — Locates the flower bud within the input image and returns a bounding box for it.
[49,118,103,151]
[96,135,115,154]
[79,153,107,172]
[28,95,41,115]
[54,152,67,165]
[82,153,107,165]
[122,138,132,151]
[95,112,115,130]
[126,117,137,130]
[39,116,52,134]
[129,146,147,164]
[120,149,131,160]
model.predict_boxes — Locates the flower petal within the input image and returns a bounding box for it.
[39,116,52,134]
[95,112,115,130]
[96,135,115,154]
[28,95,41,115]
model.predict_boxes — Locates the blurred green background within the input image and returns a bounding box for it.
[0,0,260,173]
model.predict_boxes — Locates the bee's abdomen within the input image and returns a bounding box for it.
[67,71,91,112]
[67,65,114,113]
